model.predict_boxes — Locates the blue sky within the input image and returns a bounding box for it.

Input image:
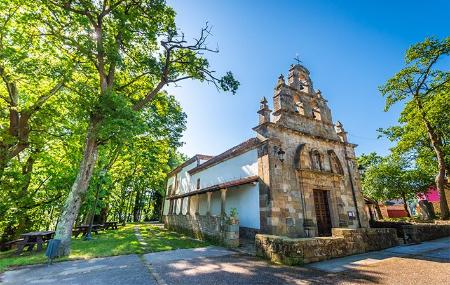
[166,0,450,158]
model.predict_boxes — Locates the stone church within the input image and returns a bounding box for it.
[163,63,369,240]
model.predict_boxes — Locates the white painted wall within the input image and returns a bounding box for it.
[162,175,175,215]
[163,148,260,229]
[225,183,260,229]
[187,184,260,229]
[210,192,221,216]
[190,149,258,190]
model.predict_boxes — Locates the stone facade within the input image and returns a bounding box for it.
[255,228,398,265]
[163,214,239,247]
[254,64,369,238]
[163,63,370,244]
[402,223,450,243]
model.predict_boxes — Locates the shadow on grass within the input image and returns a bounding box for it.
[138,224,209,252]
[0,224,141,272]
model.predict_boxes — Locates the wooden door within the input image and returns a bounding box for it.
[313,189,332,236]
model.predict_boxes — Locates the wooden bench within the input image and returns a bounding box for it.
[16,231,54,255]
[0,239,23,251]
[104,222,118,230]
[72,225,101,238]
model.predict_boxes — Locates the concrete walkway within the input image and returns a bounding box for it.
[2,237,449,285]
[307,236,450,272]
[144,246,235,264]
[1,254,156,285]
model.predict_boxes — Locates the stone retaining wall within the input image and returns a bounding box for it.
[163,214,239,247]
[256,228,398,265]
[402,224,450,243]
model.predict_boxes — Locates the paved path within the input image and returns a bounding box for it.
[2,237,449,285]
[144,246,235,264]
[307,236,450,273]
[1,254,155,285]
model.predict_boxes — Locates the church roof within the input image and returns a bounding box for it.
[188,137,261,175]
[167,154,213,177]
[167,175,259,199]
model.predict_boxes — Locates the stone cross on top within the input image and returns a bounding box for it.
[294,54,302,65]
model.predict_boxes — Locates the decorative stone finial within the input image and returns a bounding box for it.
[257,97,271,124]
[260,97,269,110]
[316,89,322,98]
[276,74,285,88]
[335,121,348,142]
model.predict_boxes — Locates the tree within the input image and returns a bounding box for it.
[357,152,384,219]
[41,0,239,255]
[380,37,450,219]
[0,1,73,179]
[359,154,432,218]
[0,1,83,242]
[87,92,187,225]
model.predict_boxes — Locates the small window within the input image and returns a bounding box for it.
[167,184,173,195]
[295,102,305,115]
[196,178,201,190]
[312,107,321,121]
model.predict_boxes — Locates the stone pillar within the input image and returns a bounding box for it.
[206,192,212,216]
[187,196,191,216]
[221,188,228,217]
[179,198,184,215]
[195,194,200,215]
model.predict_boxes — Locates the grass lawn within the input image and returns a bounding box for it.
[0,223,208,272]
[138,224,209,252]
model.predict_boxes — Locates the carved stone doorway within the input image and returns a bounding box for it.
[313,189,332,236]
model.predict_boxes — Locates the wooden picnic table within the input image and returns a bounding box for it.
[72,224,103,238]
[16,231,54,255]
[103,221,118,230]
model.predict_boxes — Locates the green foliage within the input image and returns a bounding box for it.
[138,224,208,252]
[229,208,239,219]
[358,153,432,203]
[1,0,237,246]
[0,223,206,272]
[80,92,187,224]
[380,37,450,111]
[219,71,240,94]
[96,91,145,144]
[379,36,450,219]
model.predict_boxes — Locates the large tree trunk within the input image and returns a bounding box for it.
[54,118,100,256]
[401,194,411,218]
[418,200,435,220]
[133,188,141,222]
[435,156,449,219]
[375,203,384,220]
[414,96,450,220]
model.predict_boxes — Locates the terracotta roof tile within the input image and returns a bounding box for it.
[167,175,259,199]
[188,138,261,175]
[167,154,213,177]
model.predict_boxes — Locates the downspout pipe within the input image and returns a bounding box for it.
[344,145,362,228]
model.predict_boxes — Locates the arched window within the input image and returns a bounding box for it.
[310,150,322,170]
[328,150,344,175]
